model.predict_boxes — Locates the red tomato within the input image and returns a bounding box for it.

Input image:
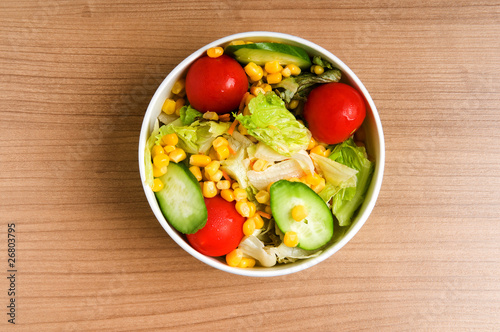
[303,82,366,144]
[185,54,248,114]
[186,196,245,257]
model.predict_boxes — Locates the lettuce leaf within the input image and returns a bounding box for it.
[236,92,311,156]
[220,148,251,189]
[310,153,357,188]
[144,119,160,188]
[179,105,202,125]
[328,138,374,226]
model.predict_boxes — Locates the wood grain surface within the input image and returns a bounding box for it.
[1,0,499,330]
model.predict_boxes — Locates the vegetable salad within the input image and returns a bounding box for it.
[144,40,374,268]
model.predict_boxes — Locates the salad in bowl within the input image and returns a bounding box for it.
[139,32,384,277]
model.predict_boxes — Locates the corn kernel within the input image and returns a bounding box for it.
[205,160,220,176]
[261,83,272,92]
[153,164,168,177]
[151,178,164,192]
[243,218,256,236]
[162,133,178,146]
[210,170,224,182]
[265,205,272,215]
[313,65,325,75]
[281,66,291,78]
[231,182,240,190]
[252,159,268,172]
[207,46,224,58]
[238,257,256,268]
[215,145,230,161]
[151,145,165,159]
[216,180,231,190]
[247,201,256,218]
[266,72,282,84]
[161,98,176,114]
[288,99,299,110]
[250,85,265,96]
[310,145,326,156]
[307,137,317,150]
[175,98,185,112]
[209,147,218,160]
[305,172,322,186]
[292,205,308,221]
[286,64,301,76]
[202,168,210,181]
[288,177,301,182]
[212,137,229,150]
[324,148,331,158]
[228,40,246,46]
[312,177,326,193]
[266,182,274,193]
[202,181,218,198]
[244,93,255,105]
[169,148,186,163]
[171,79,185,95]
[244,62,263,80]
[233,188,247,201]
[255,190,270,204]
[190,154,211,167]
[203,111,219,121]
[235,200,253,218]
[221,188,235,202]
[189,166,202,181]
[153,154,169,168]
[284,231,299,247]
[265,61,283,74]
[163,145,176,154]
[251,214,264,229]
[226,249,243,267]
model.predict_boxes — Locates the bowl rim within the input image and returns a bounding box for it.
[138,31,385,277]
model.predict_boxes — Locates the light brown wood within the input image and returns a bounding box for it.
[1,1,499,330]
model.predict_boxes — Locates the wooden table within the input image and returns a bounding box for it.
[1,1,499,330]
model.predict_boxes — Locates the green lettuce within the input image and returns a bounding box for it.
[144,119,161,188]
[329,138,374,226]
[156,119,230,155]
[236,92,311,156]
[220,148,250,189]
[312,56,334,69]
[179,105,202,125]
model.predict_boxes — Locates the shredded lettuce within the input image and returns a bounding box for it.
[247,159,305,190]
[310,153,357,188]
[179,105,202,125]
[144,119,161,188]
[328,138,374,226]
[238,235,277,267]
[156,120,230,155]
[312,56,334,69]
[236,92,311,156]
[220,148,250,189]
[269,243,322,264]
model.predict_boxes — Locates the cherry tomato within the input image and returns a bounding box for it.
[186,196,245,257]
[303,82,366,144]
[185,54,248,114]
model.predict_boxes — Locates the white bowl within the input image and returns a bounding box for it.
[138,31,385,277]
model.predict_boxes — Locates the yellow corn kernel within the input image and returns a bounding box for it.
[151,145,165,159]
[203,111,219,121]
[266,182,274,193]
[245,41,254,44]
[175,98,185,112]
[305,172,322,186]
[284,231,299,247]
[235,200,253,218]
[288,177,301,182]
[162,133,178,146]
[216,180,231,190]
[324,148,331,158]
[252,159,268,172]
[209,147,218,161]
[169,148,186,163]
[163,145,176,154]
[261,83,272,92]
[238,124,248,135]
[307,137,318,150]
[215,145,230,161]
[312,177,326,193]
[161,98,176,114]
[244,62,263,79]
[151,178,164,192]
[233,188,247,201]
[226,249,243,267]
[286,64,301,76]
[247,201,256,218]
[288,99,299,110]
[231,182,240,190]
[202,181,218,198]
[265,205,272,215]
[205,160,220,176]
[220,188,235,202]
[210,169,224,182]
[266,72,282,84]
[212,136,229,150]
[190,154,211,168]
[153,165,168,177]
[228,40,246,46]
[207,46,224,58]
[310,145,326,156]
[171,79,185,95]
[250,85,265,96]
[243,218,256,236]
[313,65,324,75]
[189,166,203,181]
[292,205,308,221]
[255,190,270,204]
[244,93,255,105]
[299,176,311,187]
[265,61,283,74]
[238,257,256,268]
[251,214,264,229]
[281,66,291,78]
[153,154,170,168]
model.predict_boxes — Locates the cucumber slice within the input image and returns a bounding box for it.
[155,162,207,234]
[225,42,312,69]
[270,180,333,250]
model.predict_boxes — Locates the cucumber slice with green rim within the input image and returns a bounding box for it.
[225,42,312,69]
[155,162,207,234]
[270,180,333,250]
